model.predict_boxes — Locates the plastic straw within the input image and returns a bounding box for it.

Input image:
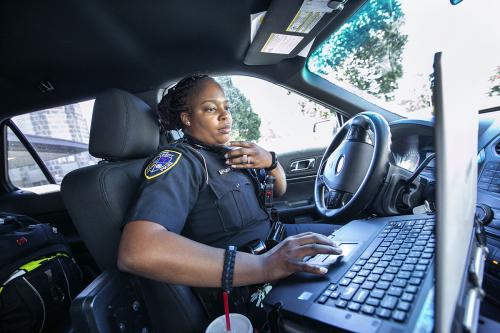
[223,291,231,331]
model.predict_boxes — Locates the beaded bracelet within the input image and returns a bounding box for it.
[221,245,237,293]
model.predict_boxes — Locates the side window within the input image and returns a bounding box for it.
[215,76,345,154]
[7,100,97,190]
[7,127,50,188]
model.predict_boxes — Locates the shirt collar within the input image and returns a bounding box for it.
[183,134,230,155]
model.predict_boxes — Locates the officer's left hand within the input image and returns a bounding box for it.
[225,141,273,169]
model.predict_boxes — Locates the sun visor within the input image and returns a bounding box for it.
[244,0,346,65]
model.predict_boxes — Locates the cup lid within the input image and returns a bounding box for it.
[205,313,252,333]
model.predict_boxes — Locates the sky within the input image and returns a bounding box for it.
[396,0,500,110]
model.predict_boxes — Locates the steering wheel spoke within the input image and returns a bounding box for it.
[316,174,325,187]
[324,189,350,209]
[316,175,331,190]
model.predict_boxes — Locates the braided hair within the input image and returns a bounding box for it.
[157,74,211,132]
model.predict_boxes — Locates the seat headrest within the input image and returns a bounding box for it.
[90,89,159,160]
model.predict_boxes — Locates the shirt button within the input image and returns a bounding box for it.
[236,183,240,189]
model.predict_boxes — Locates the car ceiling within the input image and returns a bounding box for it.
[1,0,396,121]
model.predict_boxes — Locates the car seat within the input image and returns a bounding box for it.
[61,89,207,332]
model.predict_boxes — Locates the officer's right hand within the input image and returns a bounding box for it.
[262,232,342,281]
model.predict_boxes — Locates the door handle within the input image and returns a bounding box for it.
[290,158,315,172]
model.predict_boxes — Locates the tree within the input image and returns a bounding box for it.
[217,77,261,141]
[488,66,500,97]
[298,99,331,119]
[308,0,408,102]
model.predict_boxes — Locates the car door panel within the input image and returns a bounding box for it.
[274,148,325,223]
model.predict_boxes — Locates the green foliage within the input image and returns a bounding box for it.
[297,99,331,119]
[308,0,408,102]
[217,77,261,141]
[489,66,500,97]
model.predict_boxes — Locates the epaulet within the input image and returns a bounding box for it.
[172,141,209,186]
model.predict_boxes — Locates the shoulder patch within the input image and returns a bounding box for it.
[144,150,182,180]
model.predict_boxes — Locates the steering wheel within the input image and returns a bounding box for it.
[315,112,392,221]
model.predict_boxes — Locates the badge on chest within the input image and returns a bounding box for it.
[218,167,231,175]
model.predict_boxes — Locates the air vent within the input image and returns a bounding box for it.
[496,141,500,155]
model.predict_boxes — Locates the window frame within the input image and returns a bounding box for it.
[4,119,56,189]
[209,74,352,154]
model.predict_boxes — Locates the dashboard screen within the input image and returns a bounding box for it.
[391,134,434,172]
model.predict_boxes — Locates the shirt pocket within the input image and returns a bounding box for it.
[209,180,262,232]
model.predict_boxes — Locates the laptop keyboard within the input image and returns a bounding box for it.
[315,218,435,323]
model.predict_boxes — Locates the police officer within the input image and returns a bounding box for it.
[117,75,342,324]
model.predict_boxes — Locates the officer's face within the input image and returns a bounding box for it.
[183,79,232,145]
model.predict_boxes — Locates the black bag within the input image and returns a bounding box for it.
[0,213,84,333]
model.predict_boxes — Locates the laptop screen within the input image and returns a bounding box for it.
[433,52,478,333]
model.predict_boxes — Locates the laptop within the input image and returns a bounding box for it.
[264,52,480,333]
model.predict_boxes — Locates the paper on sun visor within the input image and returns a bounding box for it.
[261,33,304,54]
[250,11,267,43]
[287,0,334,34]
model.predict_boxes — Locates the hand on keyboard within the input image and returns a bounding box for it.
[262,232,343,280]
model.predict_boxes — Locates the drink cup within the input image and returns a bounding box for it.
[205,313,253,333]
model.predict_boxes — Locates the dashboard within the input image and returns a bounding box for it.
[474,111,500,317]
[391,134,434,172]
[389,120,435,176]
[475,113,500,272]
[389,112,500,315]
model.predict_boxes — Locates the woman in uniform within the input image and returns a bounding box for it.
[117,74,341,326]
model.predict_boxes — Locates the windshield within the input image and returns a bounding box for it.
[307,0,500,118]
